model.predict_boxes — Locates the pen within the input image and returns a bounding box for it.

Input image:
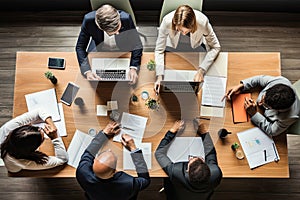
[272,143,279,162]
[120,125,135,131]
[196,116,211,120]
[264,149,267,161]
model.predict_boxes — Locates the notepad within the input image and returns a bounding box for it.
[123,143,152,170]
[231,93,251,123]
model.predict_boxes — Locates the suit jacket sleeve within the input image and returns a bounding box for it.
[131,149,151,190]
[76,14,94,76]
[155,131,176,175]
[199,17,221,72]
[201,132,222,188]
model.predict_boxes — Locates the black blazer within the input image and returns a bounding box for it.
[75,10,143,75]
[76,132,150,200]
[155,131,223,200]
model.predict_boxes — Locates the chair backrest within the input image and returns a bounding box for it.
[287,79,300,134]
[90,0,136,26]
[159,0,203,25]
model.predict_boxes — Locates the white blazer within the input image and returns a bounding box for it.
[155,10,221,76]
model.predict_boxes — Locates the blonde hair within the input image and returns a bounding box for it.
[172,5,197,33]
[95,4,120,33]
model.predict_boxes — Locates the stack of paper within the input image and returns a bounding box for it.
[167,137,205,162]
[113,112,148,143]
[237,127,280,169]
[201,76,227,108]
[67,130,93,168]
[123,143,152,170]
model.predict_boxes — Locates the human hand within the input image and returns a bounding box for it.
[128,68,138,85]
[222,83,244,101]
[43,124,58,140]
[103,121,121,136]
[154,75,163,95]
[121,134,137,152]
[193,68,205,83]
[86,71,100,80]
[169,120,185,134]
[244,97,257,116]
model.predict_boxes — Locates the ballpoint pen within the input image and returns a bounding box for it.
[272,143,279,162]
[264,149,267,161]
[120,125,135,131]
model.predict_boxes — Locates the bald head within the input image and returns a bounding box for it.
[93,150,117,179]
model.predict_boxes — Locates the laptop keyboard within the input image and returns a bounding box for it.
[96,69,126,80]
[163,83,196,93]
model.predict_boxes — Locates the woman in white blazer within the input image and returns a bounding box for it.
[0,109,68,173]
[154,5,221,93]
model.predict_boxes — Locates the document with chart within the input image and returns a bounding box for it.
[237,127,280,169]
[113,112,148,143]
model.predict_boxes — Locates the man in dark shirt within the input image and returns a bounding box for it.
[76,4,142,84]
[155,120,222,200]
[76,121,150,200]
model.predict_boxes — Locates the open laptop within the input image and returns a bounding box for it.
[160,69,202,93]
[91,58,130,81]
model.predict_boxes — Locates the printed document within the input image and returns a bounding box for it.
[113,112,148,143]
[25,88,60,122]
[167,137,205,162]
[237,127,280,169]
[123,143,152,170]
[67,130,93,168]
[201,76,227,108]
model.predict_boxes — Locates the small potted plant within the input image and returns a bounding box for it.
[145,98,159,110]
[44,71,57,84]
[146,59,156,71]
[231,142,245,160]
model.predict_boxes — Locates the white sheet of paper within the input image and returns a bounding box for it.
[25,88,60,122]
[237,127,280,169]
[200,106,224,118]
[123,143,152,170]
[97,105,108,116]
[199,52,228,77]
[67,130,93,168]
[113,112,148,143]
[167,137,205,163]
[0,158,4,166]
[201,76,227,107]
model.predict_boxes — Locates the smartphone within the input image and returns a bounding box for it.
[60,82,80,106]
[48,57,66,69]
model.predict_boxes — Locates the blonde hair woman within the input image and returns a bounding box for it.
[154,5,221,93]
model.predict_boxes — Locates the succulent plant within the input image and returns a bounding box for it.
[146,59,156,71]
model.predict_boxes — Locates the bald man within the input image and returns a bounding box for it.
[76,121,150,200]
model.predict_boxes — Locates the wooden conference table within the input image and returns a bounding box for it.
[13,51,288,178]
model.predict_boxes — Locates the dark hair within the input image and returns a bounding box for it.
[265,84,295,110]
[172,5,197,33]
[188,159,211,184]
[1,125,48,164]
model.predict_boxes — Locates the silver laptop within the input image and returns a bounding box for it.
[91,58,130,81]
[161,70,202,93]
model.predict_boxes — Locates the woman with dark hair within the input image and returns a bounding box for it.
[0,109,68,173]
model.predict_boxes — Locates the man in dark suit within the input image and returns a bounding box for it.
[75,4,143,84]
[76,121,150,200]
[155,120,222,200]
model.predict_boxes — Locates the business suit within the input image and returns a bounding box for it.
[155,131,222,200]
[76,10,143,75]
[241,75,300,136]
[155,10,221,76]
[76,131,150,200]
